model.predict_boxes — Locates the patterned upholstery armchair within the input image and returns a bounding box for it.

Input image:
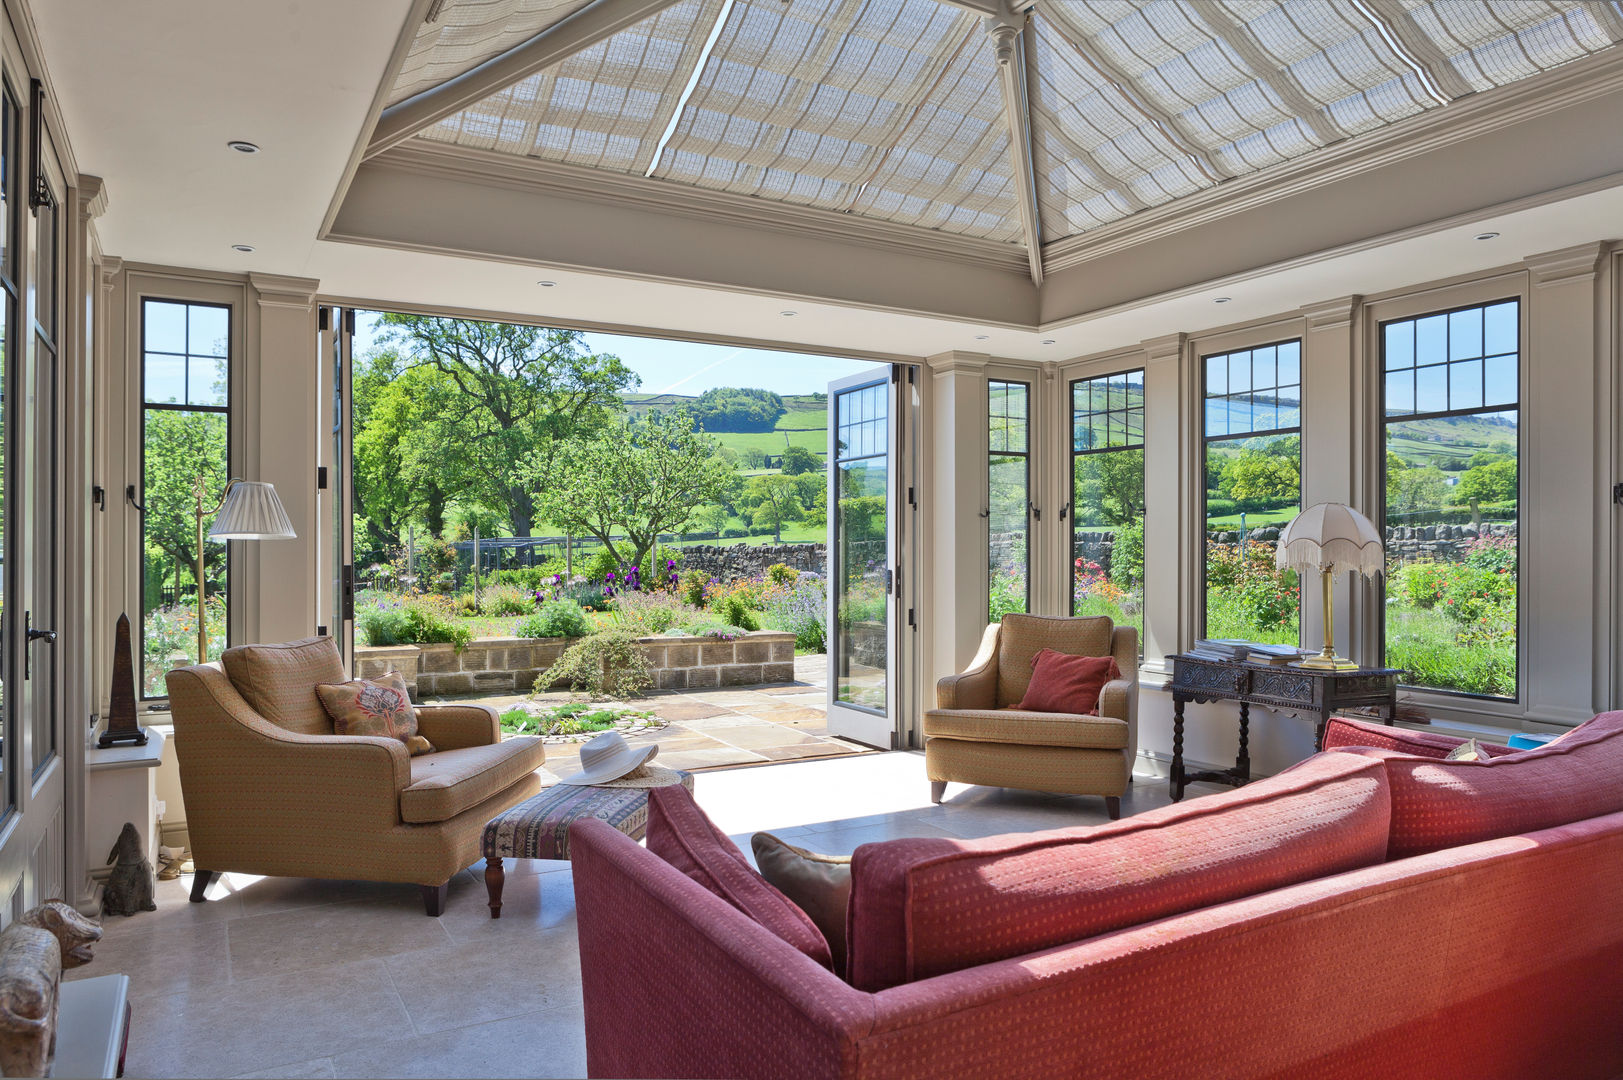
[923,614,1138,819]
[166,636,546,915]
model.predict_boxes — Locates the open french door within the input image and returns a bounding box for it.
[316,306,353,669]
[826,368,914,750]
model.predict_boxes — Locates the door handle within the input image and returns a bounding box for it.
[24,612,55,681]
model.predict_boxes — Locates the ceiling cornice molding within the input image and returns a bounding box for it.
[76,174,107,221]
[1041,48,1623,274]
[98,255,124,292]
[1300,296,1363,332]
[926,350,992,377]
[373,141,1033,275]
[1140,333,1185,364]
[249,273,322,309]
[1523,241,1610,287]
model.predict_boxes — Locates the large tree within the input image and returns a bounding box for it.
[534,410,733,568]
[372,314,636,537]
[142,409,230,608]
[742,474,804,543]
[1073,448,1145,527]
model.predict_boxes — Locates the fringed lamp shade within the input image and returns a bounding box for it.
[1275,502,1384,577]
[208,481,296,541]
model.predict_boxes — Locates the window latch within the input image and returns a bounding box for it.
[1029,501,1041,522]
[125,484,147,513]
[1614,482,1623,506]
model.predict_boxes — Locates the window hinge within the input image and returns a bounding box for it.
[318,306,330,332]
[908,608,916,629]
[316,624,328,638]
[907,485,916,508]
[92,485,106,512]
[1029,500,1041,522]
[343,308,356,335]
[1614,482,1623,506]
[317,466,328,491]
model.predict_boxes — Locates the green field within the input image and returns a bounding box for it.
[625,392,829,462]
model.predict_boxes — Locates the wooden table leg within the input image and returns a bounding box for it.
[1236,700,1251,781]
[1171,697,1187,802]
[485,857,505,920]
[1315,709,1329,751]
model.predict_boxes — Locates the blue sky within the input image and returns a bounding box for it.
[352,312,879,397]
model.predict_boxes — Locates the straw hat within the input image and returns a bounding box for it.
[559,730,660,786]
[597,761,687,789]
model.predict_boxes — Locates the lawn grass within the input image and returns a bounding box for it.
[1204,507,1300,530]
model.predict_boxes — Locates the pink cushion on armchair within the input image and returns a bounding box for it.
[646,784,833,970]
[845,752,1391,991]
[1015,649,1120,714]
[1335,710,1623,859]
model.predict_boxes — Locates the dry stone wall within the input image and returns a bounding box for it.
[676,542,825,580]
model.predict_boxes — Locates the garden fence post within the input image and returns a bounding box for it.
[474,525,481,608]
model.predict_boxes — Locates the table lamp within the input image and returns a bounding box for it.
[1275,502,1384,671]
[195,479,296,663]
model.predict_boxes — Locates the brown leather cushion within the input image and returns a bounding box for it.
[922,708,1129,749]
[401,737,547,824]
[996,614,1114,706]
[222,637,345,735]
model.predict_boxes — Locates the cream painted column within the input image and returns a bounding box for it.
[1522,244,1611,723]
[1139,333,1186,667]
[1298,297,1364,663]
[246,274,320,645]
[924,351,990,683]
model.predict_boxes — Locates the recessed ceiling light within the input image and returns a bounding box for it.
[227,140,260,154]
[1041,339,1056,345]
[1474,231,1500,241]
[974,334,989,341]
[780,310,797,317]
[1213,296,1232,304]
[536,280,556,287]
[230,244,255,253]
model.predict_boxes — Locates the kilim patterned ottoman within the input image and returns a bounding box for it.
[480,772,694,918]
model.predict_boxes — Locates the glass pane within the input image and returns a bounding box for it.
[1385,370,1414,416]
[0,91,12,282]
[1384,411,1518,698]
[835,456,886,710]
[1071,447,1144,651]
[1484,301,1517,355]
[1277,341,1300,384]
[1450,358,1483,411]
[0,292,7,808]
[145,301,187,354]
[1485,353,1517,407]
[1449,308,1481,361]
[188,305,229,357]
[1276,385,1300,430]
[34,196,55,336]
[989,454,1027,620]
[1126,407,1144,442]
[1203,432,1300,646]
[1074,411,1095,451]
[144,354,184,404]
[188,355,228,407]
[1384,321,1413,370]
[1205,396,1227,437]
[1416,314,1447,364]
[1206,352,1227,395]
[1229,353,1252,393]
[30,331,56,767]
[1252,345,1276,389]
[1416,364,1448,413]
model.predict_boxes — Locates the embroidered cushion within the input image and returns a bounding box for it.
[1016,648,1120,715]
[315,671,435,756]
[647,785,832,970]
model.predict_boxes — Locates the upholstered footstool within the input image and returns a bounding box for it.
[480,772,694,918]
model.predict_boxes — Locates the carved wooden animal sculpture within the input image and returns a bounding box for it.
[103,822,157,916]
[18,901,101,968]
[0,923,61,1078]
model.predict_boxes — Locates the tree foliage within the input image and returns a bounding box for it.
[142,410,229,608]
[1453,459,1518,507]
[1222,450,1300,505]
[534,410,733,567]
[690,387,786,432]
[742,474,804,542]
[779,445,819,475]
[1073,448,1145,527]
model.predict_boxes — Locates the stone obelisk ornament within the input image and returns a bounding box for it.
[0,923,61,1078]
[103,823,157,916]
[18,902,101,969]
[99,612,148,748]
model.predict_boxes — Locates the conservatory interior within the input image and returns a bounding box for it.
[6,0,1623,1076]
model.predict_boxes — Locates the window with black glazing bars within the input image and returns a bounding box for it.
[1069,370,1144,649]
[988,380,1029,619]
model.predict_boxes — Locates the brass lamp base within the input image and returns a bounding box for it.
[1294,653,1361,671]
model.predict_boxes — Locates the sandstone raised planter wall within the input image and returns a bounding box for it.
[356,631,797,698]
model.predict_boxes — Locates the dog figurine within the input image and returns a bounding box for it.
[18,901,101,968]
[102,823,157,916]
[0,923,60,1078]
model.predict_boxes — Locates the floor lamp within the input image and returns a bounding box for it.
[197,478,296,663]
[1275,502,1384,671]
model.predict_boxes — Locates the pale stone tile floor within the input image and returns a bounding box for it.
[72,750,1181,1079]
[432,653,871,779]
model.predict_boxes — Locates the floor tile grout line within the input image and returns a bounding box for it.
[380,958,424,1038]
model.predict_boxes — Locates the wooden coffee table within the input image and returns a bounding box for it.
[480,771,694,918]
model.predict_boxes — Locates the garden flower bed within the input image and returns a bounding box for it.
[357,629,797,697]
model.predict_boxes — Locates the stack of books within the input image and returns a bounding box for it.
[1247,643,1313,666]
[1188,639,1252,662]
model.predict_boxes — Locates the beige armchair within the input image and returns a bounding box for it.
[923,614,1138,819]
[166,636,546,915]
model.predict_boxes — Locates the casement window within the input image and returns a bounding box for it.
[140,298,231,697]
[1380,299,1519,699]
[1201,340,1302,646]
[1069,369,1144,647]
[988,380,1030,620]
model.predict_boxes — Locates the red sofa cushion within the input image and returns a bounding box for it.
[645,784,833,970]
[1016,649,1120,714]
[1334,710,1623,859]
[1322,716,1516,759]
[845,752,1391,991]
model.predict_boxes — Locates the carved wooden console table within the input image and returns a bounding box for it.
[1169,654,1400,802]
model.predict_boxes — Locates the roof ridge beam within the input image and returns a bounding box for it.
[1187,4,1348,146]
[640,0,736,176]
[367,0,686,160]
[988,0,1044,286]
[1352,0,1475,103]
[1040,4,1233,184]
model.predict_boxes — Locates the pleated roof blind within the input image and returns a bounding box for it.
[394,0,1623,249]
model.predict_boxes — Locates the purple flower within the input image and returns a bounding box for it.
[606,571,616,581]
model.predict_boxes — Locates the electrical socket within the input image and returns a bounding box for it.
[156,800,167,819]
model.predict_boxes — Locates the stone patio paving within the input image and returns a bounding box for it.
[423,654,872,777]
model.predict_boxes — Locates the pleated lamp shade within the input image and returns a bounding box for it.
[208,481,296,540]
[1275,502,1384,577]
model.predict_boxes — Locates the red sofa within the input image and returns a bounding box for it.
[571,713,1623,1079]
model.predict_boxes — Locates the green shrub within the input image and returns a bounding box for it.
[761,576,826,651]
[1205,498,1239,519]
[537,631,653,699]
[357,599,472,650]
[450,591,482,617]
[1463,537,1517,575]
[586,548,621,583]
[721,526,748,539]
[611,591,694,636]
[766,563,798,586]
[1440,566,1515,627]
[514,600,590,639]
[989,566,1025,623]
[718,593,760,632]
[1110,517,1144,587]
[679,568,708,607]
[484,584,535,616]
[1399,561,1450,609]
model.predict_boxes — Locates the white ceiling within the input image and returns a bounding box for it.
[29,0,1623,366]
